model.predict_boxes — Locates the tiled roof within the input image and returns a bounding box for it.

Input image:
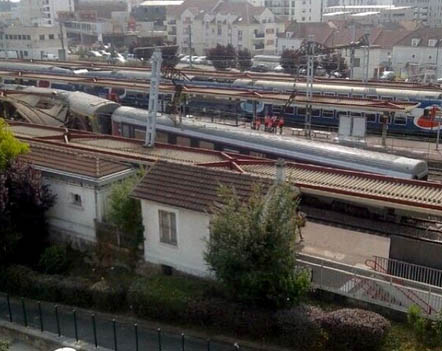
[20,142,132,179]
[166,0,219,18]
[282,22,335,46]
[132,160,273,213]
[395,27,442,47]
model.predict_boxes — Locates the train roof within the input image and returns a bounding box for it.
[0,61,72,75]
[112,106,427,177]
[251,80,442,99]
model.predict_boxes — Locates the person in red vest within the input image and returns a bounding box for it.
[256,117,261,131]
[264,115,270,132]
[278,116,285,134]
[272,115,278,133]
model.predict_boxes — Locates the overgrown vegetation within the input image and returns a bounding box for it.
[407,304,442,348]
[106,168,145,250]
[0,340,8,351]
[38,245,70,274]
[205,183,310,308]
[207,44,239,70]
[0,120,55,266]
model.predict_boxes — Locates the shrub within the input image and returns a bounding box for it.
[90,279,126,312]
[0,340,9,351]
[128,275,206,322]
[38,245,70,274]
[275,304,327,351]
[321,308,391,351]
[407,305,442,347]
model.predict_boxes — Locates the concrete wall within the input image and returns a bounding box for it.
[141,200,211,277]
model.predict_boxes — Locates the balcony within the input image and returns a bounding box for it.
[254,32,264,38]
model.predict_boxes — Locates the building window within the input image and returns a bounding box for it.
[158,210,177,246]
[39,34,45,40]
[71,193,82,207]
[48,34,54,40]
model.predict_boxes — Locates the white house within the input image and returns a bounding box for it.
[132,160,273,277]
[168,0,285,55]
[20,140,135,248]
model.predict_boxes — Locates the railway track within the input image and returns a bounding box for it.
[2,58,442,91]
[429,167,442,181]
[303,204,442,241]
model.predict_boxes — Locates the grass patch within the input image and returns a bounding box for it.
[382,322,442,351]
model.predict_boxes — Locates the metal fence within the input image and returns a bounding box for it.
[372,255,442,288]
[297,253,442,319]
[0,294,244,351]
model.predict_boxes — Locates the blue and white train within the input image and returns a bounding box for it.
[0,61,441,135]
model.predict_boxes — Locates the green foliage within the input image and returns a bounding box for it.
[107,169,145,249]
[38,245,70,274]
[321,308,391,351]
[0,340,9,351]
[237,49,252,72]
[205,182,310,308]
[90,279,126,312]
[280,49,304,74]
[0,119,28,170]
[407,305,442,347]
[207,44,236,70]
[128,275,208,322]
[0,161,55,266]
[275,304,327,351]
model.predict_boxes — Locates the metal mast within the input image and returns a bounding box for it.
[305,39,315,138]
[145,48,162,147]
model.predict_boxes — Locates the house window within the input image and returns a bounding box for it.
[159,210,177,246]
[48,34,54,40]
[39,34,45,40]
[428,39,438,47]
[71,193,82,207]
[411,38,420,47]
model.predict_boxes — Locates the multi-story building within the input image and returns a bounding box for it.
[18,0,74,27]
[392,0,429,25]
[264,0,324,22]
[168,0,284,55]
[0,24,67,59]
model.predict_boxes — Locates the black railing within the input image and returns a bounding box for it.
[0,293,245,351]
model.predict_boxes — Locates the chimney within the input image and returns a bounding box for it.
[275,158,286,184]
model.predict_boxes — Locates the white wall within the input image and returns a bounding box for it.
[141,200,211,277]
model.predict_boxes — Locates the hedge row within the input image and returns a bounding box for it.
[0,265,392,351]
[0,265,126,312]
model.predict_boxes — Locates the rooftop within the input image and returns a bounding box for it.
[132,160,272,213]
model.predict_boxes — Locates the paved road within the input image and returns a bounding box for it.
[0,295,243,351]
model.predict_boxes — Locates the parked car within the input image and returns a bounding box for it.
[88,51,103,58]
[250,64,269,72]
[273,65,284,73]
[380,71,395,81]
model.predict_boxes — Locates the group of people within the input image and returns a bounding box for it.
[251,115,285,134]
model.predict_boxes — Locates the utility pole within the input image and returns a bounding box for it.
[145,48,162,147]
[350,23,355,79]
[305,38,315,138]
[59,21,66,61]
[188,24,192,68]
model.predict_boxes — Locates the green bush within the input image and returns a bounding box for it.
[321,308,391,351]
[407,305,442,347]
[275,304,327,351]
[0,340,9,351]
[90,280,126,312]
[38,245,70,274]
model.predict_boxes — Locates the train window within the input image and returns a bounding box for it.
[365,113,377,123]
[156,132,168,143]
[297,108,306,116]
[337,111,348,118]
[350,112,361,117]
[200,141,214,150]
[285,107,294,114]
[250,151,266,158]
[367,95,377,100]
[122,124,132,138]
[381,96,394,101]
[312,109,321,117]
[134,129,146,140]
[324,92,336,97]
[224,147,240,154]
[337,93,349,97]
[394,116,407,125]
[177,136,191,147]
[352,94,363,99]
[38,80,50,88]
[273,106,282,113]
[322,110,334,118]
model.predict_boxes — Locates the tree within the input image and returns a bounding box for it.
[0,119,28,170]
[237,48,252,72]
[207,44,236,70]
[0,161,55,265]
[107,168,145,250]
[280,49,302,74]
[161,45,180,68]
[204,182,310,308]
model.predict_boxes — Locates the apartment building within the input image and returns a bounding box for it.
[168,0,284,55]
[18,0,74,26]
[264,0,324,22]
[0,25,67,59]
